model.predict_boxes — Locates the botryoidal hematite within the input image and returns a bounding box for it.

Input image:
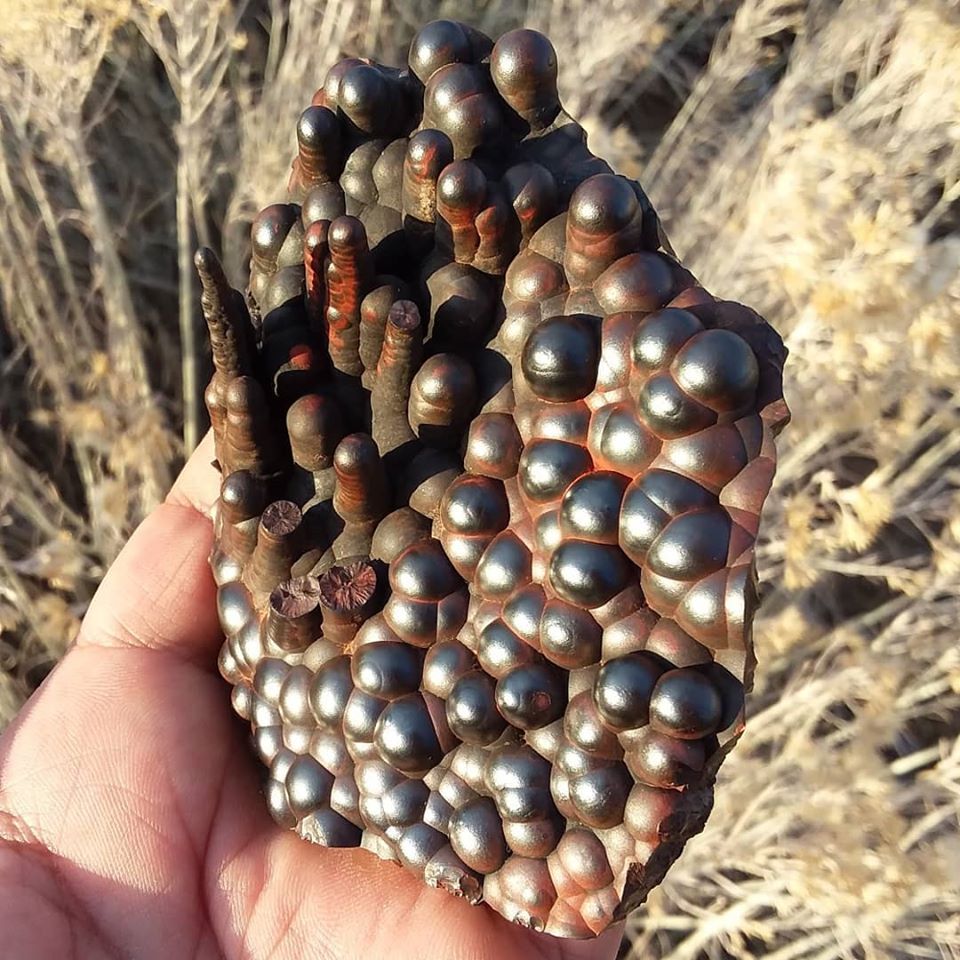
[203,20,790,939]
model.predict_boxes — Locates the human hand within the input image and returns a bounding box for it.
[0,434,623,960]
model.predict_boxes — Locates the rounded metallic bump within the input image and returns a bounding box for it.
[564,175,642,285]
[524,717,564,764]
[646,508,732,582]
[440,474,510,535]
[594,252,676,314]
[589,401,661,475]
[495,663,568,730]
[303,182,346,227]
[437,768,479,808]
[548,540,632,609]
[381,778,430,828]
[569,762,632,828]
[623,781,686,842]
[271,748,298,784]
[337,64,396,135]
[490,29,559,130]
[294,105,341,188]
[539,598,603,668]
[671,328,760,413]
[298,808,363,847]
[592,652,665,731]
[564,690,623,757]
[383,594,438,647]
[309,656,353,727]
[595,311,640,391]
[422,639,476,699]
[389,537,461,601]
[521,314,598,402]
[254,725,284,765]
[408,353,478,447]
[556,827,615,890]
[501,815,563,859]
[253,657,291,706]
[219,470,267,526]
[373,693,444,775]
[309,728,352,775]
[422,63,503,161]
[649,668,724,739]
[447,797,507,874]
[619,482,673,567]
[528,402,591,449]
[351,642,423,700]
[534,509,563,557]
[218,642,241,683]
[422,789,454,832]
[559,471,629,544]
[329,775,362,826]
[355,757,404,800]
[301,637,344,672]
[464,413,523,479]
[638,372,717,439]
[286,755,335,816]
[397,822,448,875]
[631,307,704,373]
[279,664,315,726]
[502,164,558,242]
[695,661,745,731]
[342,688,387,748]
[333,433,389,525]
[266,778,297,828]
[217,580,255,636]
[408,20,488,84]
[477,619,538,678]
[436,537,484,594]
[352,613,400,648]
[664,422,749,492]
[485,744,553,808]
[402,128,455,223]
[251,203,300,269]
[518,439,593,505]
[623,726,707,789]
[446,670,508,745]
[370,508,432,564]
[437,588,469,642]
[234,617,265,672]
[641,618,711,667]
[485,856,556,931]
[287,394,342,472]
[475,531,532,599]
[231,681,255,720]
[252,696,281,730]
[502,583,545,647]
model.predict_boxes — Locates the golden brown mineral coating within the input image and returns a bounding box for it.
[203,20,789,940]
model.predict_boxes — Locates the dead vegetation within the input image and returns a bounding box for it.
[0,1,958,957]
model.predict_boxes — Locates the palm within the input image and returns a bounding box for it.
[0,441,620,960]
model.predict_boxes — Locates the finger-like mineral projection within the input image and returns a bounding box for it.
[204,20,789,939]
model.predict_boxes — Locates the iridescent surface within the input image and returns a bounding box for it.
[201,19,789,940]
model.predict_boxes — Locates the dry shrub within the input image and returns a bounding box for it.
[0,1,957,957]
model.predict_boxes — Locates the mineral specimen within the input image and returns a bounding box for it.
[202,19,789,939]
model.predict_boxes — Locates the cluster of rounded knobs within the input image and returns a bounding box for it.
[201,20,789,939]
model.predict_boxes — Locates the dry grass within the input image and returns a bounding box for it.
[1,1,958,957]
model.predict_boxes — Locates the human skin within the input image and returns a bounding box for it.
[0,433,622,960]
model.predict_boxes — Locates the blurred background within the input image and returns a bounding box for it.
[1,0,958,956]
